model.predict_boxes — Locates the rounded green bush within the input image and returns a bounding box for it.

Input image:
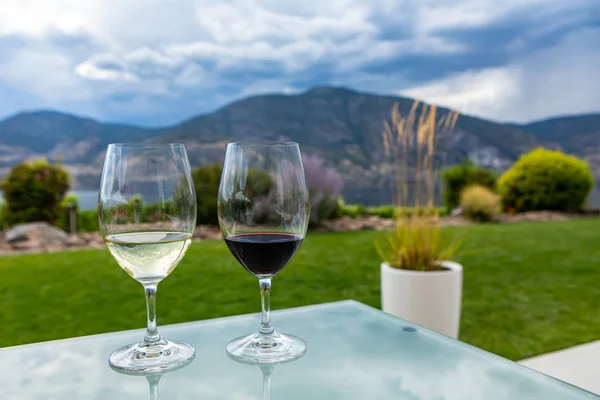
[498,148,594,212]
[460,185,500,222]
[0,159,71,227]
[441,161,497,211]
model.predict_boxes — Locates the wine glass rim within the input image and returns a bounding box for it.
[108,143,185,148]
[228,141,298,148]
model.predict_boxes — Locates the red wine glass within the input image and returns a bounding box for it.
[218,141,309,363]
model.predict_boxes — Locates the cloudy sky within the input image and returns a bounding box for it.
[1,0,599,126]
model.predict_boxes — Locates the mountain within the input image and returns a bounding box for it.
[519,114,600,205]
[163,86,538,168]
[0,111,162,187]
[159,87,543,203]
[0,87,599,205]
[521,114,600,153]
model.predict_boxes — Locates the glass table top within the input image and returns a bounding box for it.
[0,300,597,399]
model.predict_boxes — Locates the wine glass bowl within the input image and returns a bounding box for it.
[218,142,309,364]
[99,143,197,373]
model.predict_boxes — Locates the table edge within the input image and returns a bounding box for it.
[0,299,362,352]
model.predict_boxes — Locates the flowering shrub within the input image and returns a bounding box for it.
[301,154,344,225]
[193,163,273,225]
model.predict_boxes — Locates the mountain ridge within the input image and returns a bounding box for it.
[7,85,589,130]
[1,86,599,205]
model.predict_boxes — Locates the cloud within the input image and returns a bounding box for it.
[194,1,376,44]
[414,0,580,33]
[403,26,600,122]
[0,0,598,125]
[75,55,139,82]
[402,67,521,120]
[0,47,85,101]
[0,0,93,37]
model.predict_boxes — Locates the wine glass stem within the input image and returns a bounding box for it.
[258,278,274,335]
[144,284,161,343]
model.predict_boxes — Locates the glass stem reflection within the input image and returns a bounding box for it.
[144,284,161,343]
[258,278,274,335]
[146,374,161,400]
[261,366,273,400]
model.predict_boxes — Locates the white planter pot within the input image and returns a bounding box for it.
[380,261,463,338]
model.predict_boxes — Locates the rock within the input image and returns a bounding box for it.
[65,234,87,247]
[10,240,39,251]
[450,207,464,217]
[194,226,222,240]
[4,223,68,248]
[81,232,104,245]
[320,216,396,232]
[497,211,569,223]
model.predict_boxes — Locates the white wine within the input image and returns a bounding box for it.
[105,231,192,283]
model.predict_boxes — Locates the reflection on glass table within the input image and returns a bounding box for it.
[227,348,305,400]
[110,352,194,400]
[0,300,598,399]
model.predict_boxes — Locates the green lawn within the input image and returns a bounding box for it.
[2,219,600,361]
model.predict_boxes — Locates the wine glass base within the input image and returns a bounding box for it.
[109,339,195,374]
[226,331,307,364]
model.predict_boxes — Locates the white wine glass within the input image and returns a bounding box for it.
[99,143,196,373]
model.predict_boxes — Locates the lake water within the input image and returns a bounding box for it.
[2,188,599,210]
[0,190,98,210]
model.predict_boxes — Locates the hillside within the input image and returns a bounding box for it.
[159,87,544,203]
[0,111,162,187]
[0,87,598,204]
[164,86,539,167]
[522,114,600,153]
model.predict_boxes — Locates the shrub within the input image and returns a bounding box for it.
[367,205,396,219]
[340,203,367,219]
[339,205,447,219]
[195,155,341,227]
[441,161,497,211]
[498,148,594,213]
[193,163,273,225]
[59,195,79,232]
[77,210,99,232]
[0,200,4,230]
[302,154,343,225]
[192,163,223,225]
[0,159,70,227]
[376,212,459,271]
[129,195,143,224]
[378,101,461,270]
[460,185,500,222]
[58,197,100,233]
[355,204,367,217]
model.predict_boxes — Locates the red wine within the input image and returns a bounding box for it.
[225,233,303,277]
